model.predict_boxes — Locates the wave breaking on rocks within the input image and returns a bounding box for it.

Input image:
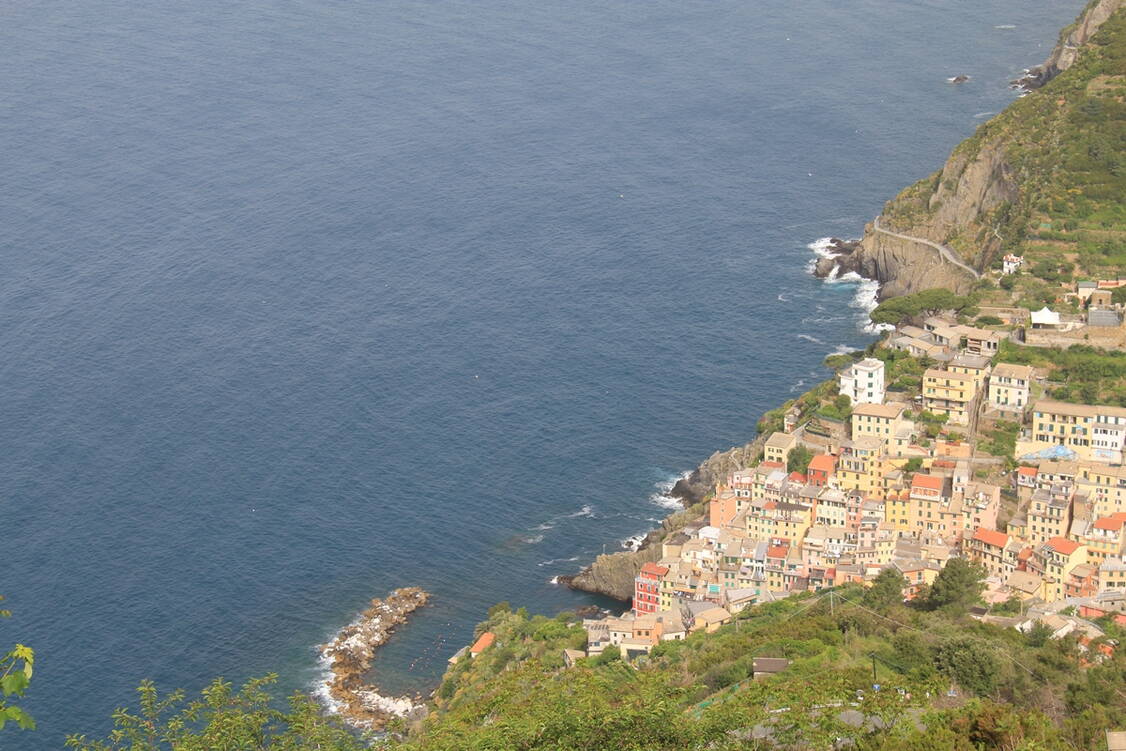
[317,587,430,730]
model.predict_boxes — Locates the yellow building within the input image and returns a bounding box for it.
[923,368,978,426]
[947,354,991,387]
[836,437,885,499]
[850,402,905,442]
[1078,462,1126,517]
[1081,513,1126,564]
[1033,537,1087,601]
[1026,399,1126,465]
[763,431,797,467]
[1027,486,1072,546]
[884,489,912,532]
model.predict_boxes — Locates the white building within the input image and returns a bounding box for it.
[1002,254,1024,275]
[988,363,1033,412]
[839,358,885,405]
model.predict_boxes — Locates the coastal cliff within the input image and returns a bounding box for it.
[818,0,1123,300]
[1020,0,1124,88]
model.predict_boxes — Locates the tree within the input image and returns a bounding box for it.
[788,445,814,475]
[903,457,923,473]
[591,645,620,666]
[864,568,907,610]
[1112,286,1126,306]
[933,637,998,695]
[923,559,985,613]
[65,675,363,751]
[0,596,34,732]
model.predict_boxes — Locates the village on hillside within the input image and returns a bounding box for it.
[552,273,1126,665]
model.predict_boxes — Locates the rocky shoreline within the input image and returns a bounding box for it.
[319,587,431,731]
[562,432,769,601]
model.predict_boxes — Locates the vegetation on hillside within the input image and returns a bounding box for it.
[996,338,1126,406]
[868,289,980,327]
[0,596,34,732]
[395,564,1124,750]
[882,8,1126,288]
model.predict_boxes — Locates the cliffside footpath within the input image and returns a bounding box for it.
[818,0,1124,301]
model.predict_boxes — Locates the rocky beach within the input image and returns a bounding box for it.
[319,588,431,731]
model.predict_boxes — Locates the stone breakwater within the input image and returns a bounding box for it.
[319,587,430,730]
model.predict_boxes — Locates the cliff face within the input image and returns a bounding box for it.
[1022,0,1124,87]
[827,0,1123,300]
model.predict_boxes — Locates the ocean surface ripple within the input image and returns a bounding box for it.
[0,0,1084,745]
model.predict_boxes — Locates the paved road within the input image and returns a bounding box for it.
[872,216,981,279]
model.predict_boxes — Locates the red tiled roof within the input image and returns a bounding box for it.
[470,632,495,654]
[1017,466,1037,476]
[759,461,784,469]
[1093,512,1126,532]
[788,471,807,483]
[640,562,670,576]
[1017,546,1034,562]
[912,473,944,490]
[808,454,837,473]
[767,545,789,558]
[972,527,1008,548]
[1046,537,1081,555]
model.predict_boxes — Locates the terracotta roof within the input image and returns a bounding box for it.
[1017,546,1034,562]
[766,545,789,558]
[640,562,670,576]
[1093,513,1126,532]
[972,527,1008,548]
[808,454,837,473]
[912,473,944,491]
[1046,537,1081,555]
[1017,466,1037,476]
[788,471,807,483]
[470,631,495,655]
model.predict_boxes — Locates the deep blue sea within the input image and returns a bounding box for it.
[1,0,1084,745]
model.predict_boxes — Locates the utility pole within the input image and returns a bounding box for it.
[829,591,835,617]
[871,654,878,685]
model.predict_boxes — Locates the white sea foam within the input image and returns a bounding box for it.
[533,504,595,531]
[312,648,342,714]
[622,532,648,551]
[973,111,995,119]
[777,293,790,302]
[806,236,891,335]
[548,575,560,585]
[522,533,545,544]
[650,472,689,510]
[797,333,825,345]
[537,556,579,567]
[831,344,855,356]
[852,278,895,334]
[807,237,839,259]
[994,24,1016,29]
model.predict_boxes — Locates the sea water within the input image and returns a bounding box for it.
[0,0,1084,744]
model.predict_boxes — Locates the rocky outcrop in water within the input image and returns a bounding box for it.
[320,587,430,730]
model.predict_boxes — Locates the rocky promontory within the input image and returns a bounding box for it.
[320,587,430,730]
[564,433,768,600]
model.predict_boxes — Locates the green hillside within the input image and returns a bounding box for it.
[398,574,1124,751]
[883,7,1126,302]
